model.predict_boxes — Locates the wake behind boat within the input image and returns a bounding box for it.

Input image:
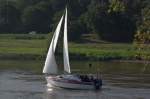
[43,8,102,90]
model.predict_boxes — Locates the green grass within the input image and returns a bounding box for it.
[69,43,150,60]
[0,34,48,60]
[0,34,149,60]
[0,39,46,55]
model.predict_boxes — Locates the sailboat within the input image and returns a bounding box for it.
[43,8,102,90]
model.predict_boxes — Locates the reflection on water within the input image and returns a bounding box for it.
[0,60,150,99]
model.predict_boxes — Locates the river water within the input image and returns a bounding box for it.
[0,60,150,99]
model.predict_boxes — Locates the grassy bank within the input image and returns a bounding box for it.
[0,34,149,61]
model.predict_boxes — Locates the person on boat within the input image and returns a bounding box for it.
[94,69,102,89]
[79,75,89,82]
[87,63,94,81]
[89,74,94,81]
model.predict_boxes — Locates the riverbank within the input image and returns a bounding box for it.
[0,34,149,62]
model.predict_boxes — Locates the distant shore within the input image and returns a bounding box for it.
[0,34,149,63]
[0,53,149,64]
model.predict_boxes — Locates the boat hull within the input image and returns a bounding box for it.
[46,75,102,90]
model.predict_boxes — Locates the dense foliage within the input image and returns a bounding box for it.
[134,0,150,60]
[134,0,150,44]
[0,0,149,42]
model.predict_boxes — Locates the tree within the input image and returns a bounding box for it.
[22,1,53,33]
[134,0,150,45]
[0,1,21,33]
[49,0,66,12]
[68,20,84,42]
[134,1,150,60]
[15,0,43,9]
[86,0,137,42]
[108,0,125,13]
[85,0,109,33]
[68,0,90,19]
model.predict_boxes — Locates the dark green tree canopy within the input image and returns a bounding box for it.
[22,1,53,33]
[0,1,21,32]
[0,0,149,42]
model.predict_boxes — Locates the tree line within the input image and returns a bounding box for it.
[0,0,149,42]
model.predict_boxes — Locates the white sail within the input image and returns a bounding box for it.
[43,15,64,74]
[63,8,71,73]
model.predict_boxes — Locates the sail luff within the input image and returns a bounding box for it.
[63,8,71,73]
[53,15,64,51]
[43,15,64,74]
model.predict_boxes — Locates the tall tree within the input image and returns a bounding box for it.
[134,0,150,60]
[22,1,53,33]
[0,1,21,33]
[134,0,150,45]
[86,0,137,42]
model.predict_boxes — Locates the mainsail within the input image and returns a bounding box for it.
[63,8,71,73]
[43,15,64,74]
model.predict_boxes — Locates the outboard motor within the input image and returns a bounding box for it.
[94,79,102,90]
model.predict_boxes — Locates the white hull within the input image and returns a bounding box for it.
[46,75,100,90]
[47,78,94,90]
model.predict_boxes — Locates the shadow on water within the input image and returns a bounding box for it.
[0,60,150,99]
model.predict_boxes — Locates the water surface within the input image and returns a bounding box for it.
[0,60,150,99]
